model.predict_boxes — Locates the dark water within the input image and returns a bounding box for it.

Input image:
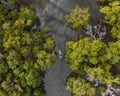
[22,0,101,96]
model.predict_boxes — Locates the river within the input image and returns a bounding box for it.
[21,0,101,96]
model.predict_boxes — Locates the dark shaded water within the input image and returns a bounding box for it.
[22,0,101,96]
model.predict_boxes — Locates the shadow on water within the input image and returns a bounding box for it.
[21,0,101,96]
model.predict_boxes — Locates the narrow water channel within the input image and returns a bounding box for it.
[22,0,101,96]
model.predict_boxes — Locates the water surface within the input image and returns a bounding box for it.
[25,0,101,96]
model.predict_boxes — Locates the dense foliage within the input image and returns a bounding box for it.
[100,1,120,39]
[0,1,55,96]
[65,5,89,30]
[65,37,120,96]
[66,77,95,96]
[1,0,120,96]
[65,1,120,96]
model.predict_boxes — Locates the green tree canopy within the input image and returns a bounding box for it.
[64,0,120,96]
[65,5,89,30]
[100,1,120,39]
[0,1,56,96]
[66,77,95,96]
[65,37,107,71]
[65,36,120,95]
[106,40,120,64]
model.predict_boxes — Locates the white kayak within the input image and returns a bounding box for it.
[58,50,63,59]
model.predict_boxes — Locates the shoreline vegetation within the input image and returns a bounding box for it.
[0,0,120,96]
[65,0,120,96]
[0,0,55,95]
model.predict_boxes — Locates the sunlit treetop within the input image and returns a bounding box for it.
[66,77,95,96]
[0,1,55,96]
[65,0,120,96]
[65,5,90,30]
[100,1,120,39]
[65,35,120,95]
[65,37,107,68]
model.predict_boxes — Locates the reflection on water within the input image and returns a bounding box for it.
[24,0,101,96]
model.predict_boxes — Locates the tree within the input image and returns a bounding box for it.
[65,36,119,95]
[84,63,113,85]
[66,77,95,96]
[65,5,89,30]
[100,1,120,39]
[37,50,55,71]
[106,40,120,64]
[65,37,107,72]
[0,1,56,96]
[65,0,120,95]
